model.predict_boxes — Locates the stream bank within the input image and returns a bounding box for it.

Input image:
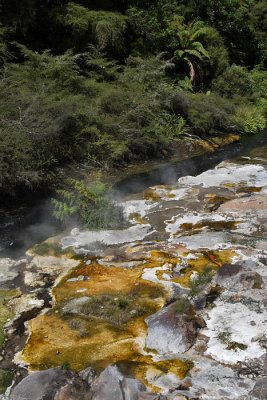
[0,133,250,260]
[0,132,266,399]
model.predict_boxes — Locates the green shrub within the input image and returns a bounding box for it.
[212,65,253,98]
[100,89,131,115]
[61,361,70,370]
[235,105,266,134]
[175,298,187,314]
[52,178,124,230]
[187,93,235,136]
[153,114,188,138]
[189,266,214,298]
[250,66,267,100]
[61,3,128,57]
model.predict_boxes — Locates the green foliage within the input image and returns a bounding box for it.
[199,26,229,82]
[0,0,266,201]
[189,266,214,298]
[77,293,149,326]
[0,369,13,394]
[212,65,253,98]
[0,25,11,65]
[169,19,210,82]
[250,66,267,99]
[0,48,89,195]
[61,361,71,370]
[52,178,124,230]
[187,93,235,136]
[235,105,266,134]
[175,298,187,314]
[61,3,128,57]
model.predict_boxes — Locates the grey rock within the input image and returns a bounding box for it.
[90,365,146,400]
[0,259,20,284]
[250,377,267,399]
[10,368,90,400]
[62,297,91,315]
[216,264,264,290]
[79,367,96,386]
[138,394,168,399]
[145,302,198,356]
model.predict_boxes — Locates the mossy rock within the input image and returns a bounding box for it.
[30,241,73,257]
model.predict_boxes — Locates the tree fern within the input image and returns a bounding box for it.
[52,178,124,230]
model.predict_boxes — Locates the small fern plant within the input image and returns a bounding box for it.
[52,178,124,230]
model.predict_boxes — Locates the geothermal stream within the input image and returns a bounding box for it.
[0,135,267,399]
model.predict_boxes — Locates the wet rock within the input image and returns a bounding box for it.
[145,302,198,356]
[28,255,79,279]
[0,259,21,284]
[219,193,267,213]
[178,163,267,189]
[10,368,90,400]
[61,225,152,254]
[8,294,44,316]
[90,365,146,400]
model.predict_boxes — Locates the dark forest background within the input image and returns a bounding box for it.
[0,0,266,198]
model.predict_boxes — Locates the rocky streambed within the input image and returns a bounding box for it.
[0,143,266,399]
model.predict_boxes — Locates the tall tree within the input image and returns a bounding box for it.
[169,19,210,83]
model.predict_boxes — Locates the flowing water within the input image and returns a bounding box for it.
[1,132,266,259]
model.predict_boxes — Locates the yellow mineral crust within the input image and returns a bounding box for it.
[21,248,196,383]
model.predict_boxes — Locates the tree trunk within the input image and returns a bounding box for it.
[188,60,196,83]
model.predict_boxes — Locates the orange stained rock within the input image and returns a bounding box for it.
[120,358,194,391]
[22,314,149,372]
[172,250,238,288]
[143,188,161,201]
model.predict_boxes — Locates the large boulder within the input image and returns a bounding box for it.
[145,301,199,356]
[10,368,91,400]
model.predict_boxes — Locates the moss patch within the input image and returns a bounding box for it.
[128,213,147,225]
[0,369,13,394]
[22,256,168,372]
[143,188,161,201]
[173,250,237,288]
[119,358,194,391]
[0,289,20,349]
[178,220,240,235]
[29,241,73,257]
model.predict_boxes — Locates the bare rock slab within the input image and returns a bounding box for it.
[145,302,199,356]
[90,365,146,400]
[10,368,90,400]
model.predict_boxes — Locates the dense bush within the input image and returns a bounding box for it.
[234,105,266,134]
[186,93,235,136]
[0,0,266,200]
[212,65,253,98]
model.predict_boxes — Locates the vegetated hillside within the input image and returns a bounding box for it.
[0,0,266,199]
